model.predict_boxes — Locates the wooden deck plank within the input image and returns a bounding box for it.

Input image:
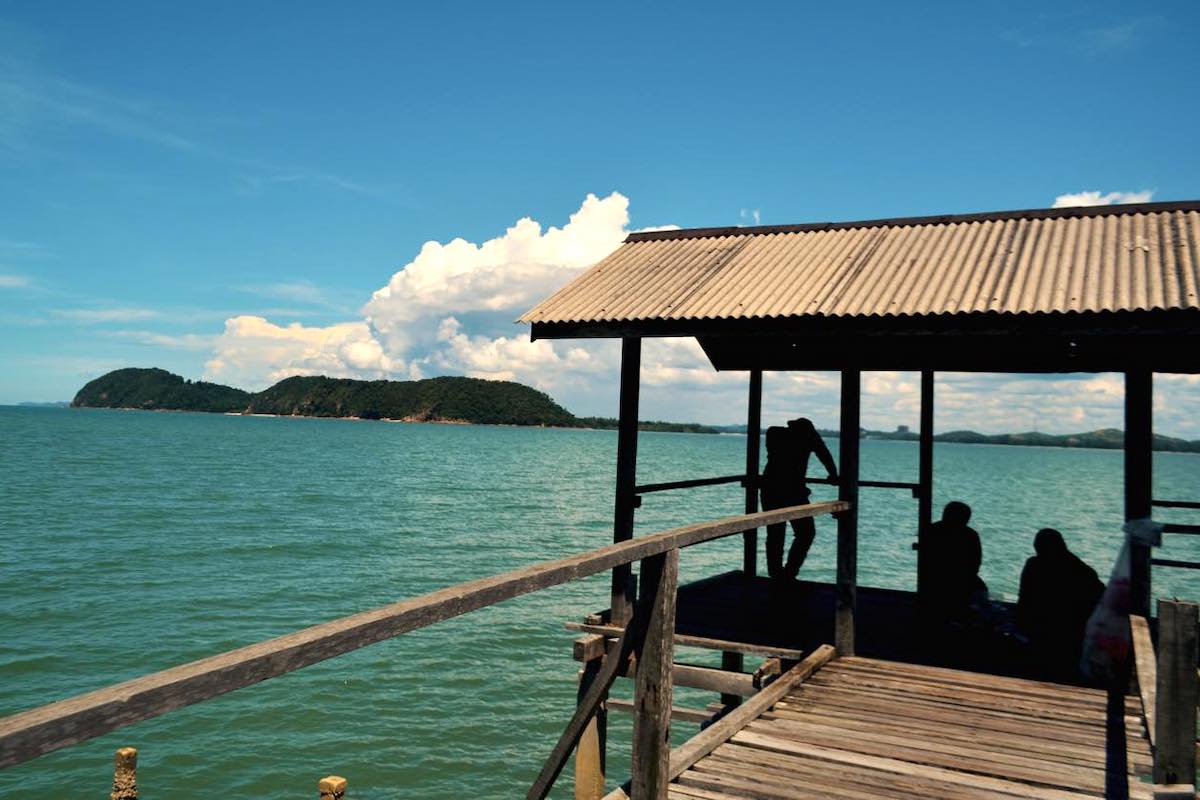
[745,718,1110,794]
[826,660,1127,708]
[758,704,1152,773]
[805,674,1122,722]
[730,730,1105,800]
[662,653,1156,800]
[704,743,1033,800]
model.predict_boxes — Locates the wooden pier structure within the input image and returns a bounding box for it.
[3,201,1200,797]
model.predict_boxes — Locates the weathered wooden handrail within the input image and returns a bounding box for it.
[1130,614,1157,748]
[634,472,918,495]
[0,500,845,770]
[635,474,745,495]
[600,644,837,800]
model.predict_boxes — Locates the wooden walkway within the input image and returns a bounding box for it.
[669,655,1156,800]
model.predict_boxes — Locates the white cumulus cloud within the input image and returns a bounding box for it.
[204,315,404,390]
[363,192,630,354]
[1052,190,1154,208]
[205,193,642,399]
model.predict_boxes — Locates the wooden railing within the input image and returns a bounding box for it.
[0,500,846,798]
[1129,600,1199,798]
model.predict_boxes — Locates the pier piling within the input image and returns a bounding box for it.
[318,775,347,799]
[110,747,137,800]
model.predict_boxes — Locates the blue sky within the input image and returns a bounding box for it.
[2,2,1199,434]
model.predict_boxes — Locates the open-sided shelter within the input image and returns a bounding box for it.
[521,199,1200,653]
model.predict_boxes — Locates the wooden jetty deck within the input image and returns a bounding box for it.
[666,654,1155,800]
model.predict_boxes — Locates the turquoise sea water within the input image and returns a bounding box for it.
[2,406,1198,798]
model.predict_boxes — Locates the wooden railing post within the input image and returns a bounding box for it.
[611,337,642,627]
[916,369,934,602]
[743,368,762,576]
[574,653,607,800]
[836,369,860,656]
[1125,369,1153,618]
[630,549,678,799]
[318,775,347,800]
[1153,599,1198,787]
[110,747,137,800]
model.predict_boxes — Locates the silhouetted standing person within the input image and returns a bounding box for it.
[1018,528,1104,680]
[922,501,985,622]
[760,417,838,580]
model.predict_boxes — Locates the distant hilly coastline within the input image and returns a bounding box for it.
[69,368,1200,452]
[70,368,721,433]
[718,424,1200,454]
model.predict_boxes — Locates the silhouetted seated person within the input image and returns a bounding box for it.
[922,501,987,625]
[760,417,838,580]
[1018,528,1104,680]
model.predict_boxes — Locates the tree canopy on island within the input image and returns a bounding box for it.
[70,368,717,432]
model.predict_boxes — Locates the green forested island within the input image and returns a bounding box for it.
[68,368,1200,450]
[70,368,719,431]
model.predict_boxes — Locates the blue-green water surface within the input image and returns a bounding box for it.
[1,406,1197,797]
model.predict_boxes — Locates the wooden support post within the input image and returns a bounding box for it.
[574,658,607,800]
[719,651,743,709]
[319,776,347,800]
[724,369,761,710]
[743,369,762,576]
[1153,599,1198,787]
[836,370,860,656]
[916,369,934,601]
[529,547,679,800]
[110,747,137,800]
[630,550,678,800]
[1125,369,1153,618]
[611,337,641,626]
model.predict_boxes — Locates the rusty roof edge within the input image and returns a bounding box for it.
[531,304,1200,328]
[622,200,1200,243]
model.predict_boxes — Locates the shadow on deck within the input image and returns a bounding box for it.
[673,571,1032,681]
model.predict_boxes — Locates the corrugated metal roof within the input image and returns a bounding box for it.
[519,201,1200,330]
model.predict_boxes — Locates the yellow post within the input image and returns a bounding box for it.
[110,747,137,800]
[319,775,347,800]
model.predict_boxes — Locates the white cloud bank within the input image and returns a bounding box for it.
[205,192,667,397]
[199,191,1200,434]
[1053,190,1154,208]
[205,316,403,389]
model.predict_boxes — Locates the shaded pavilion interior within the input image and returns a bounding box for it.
[521,200,1200,675]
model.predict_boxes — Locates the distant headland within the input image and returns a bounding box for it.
[68,368,1200,452]
[70,367,721,433]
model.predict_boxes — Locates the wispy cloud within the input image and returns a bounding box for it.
[52,307,163,323]
[0,238,52,259]
[236,170,372,196]
[106,330,217,351]
[0,53,373,196]
[1053,190,1154,208]
[239,280,330,306]
[1000,15,1160,56]
[740,208,762,226]
[0,273,30,288]
[235,280,362,316]
[1079,19,1156,55]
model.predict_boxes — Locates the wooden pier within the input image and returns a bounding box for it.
[666,654,1152,800]
[4,201,1200,797]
